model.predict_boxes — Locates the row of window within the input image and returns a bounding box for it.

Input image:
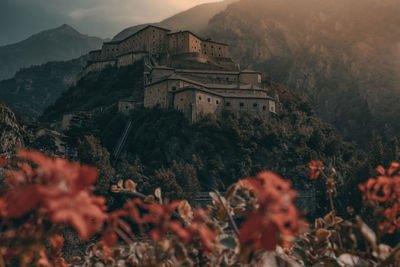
[226,102,268,110]
[197,96,268,110]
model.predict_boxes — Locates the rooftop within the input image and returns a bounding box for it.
[104,25,171,45]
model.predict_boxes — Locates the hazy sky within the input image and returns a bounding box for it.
[0,0,220,46]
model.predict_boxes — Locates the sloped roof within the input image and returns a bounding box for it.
[104,25,171,45]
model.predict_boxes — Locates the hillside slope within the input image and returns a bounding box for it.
[0,57,85,121]
[206,0,400,145]
[39,63,363,215]
[0,24,103,80]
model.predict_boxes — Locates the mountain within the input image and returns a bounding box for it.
[0,24,104,80]
[0,57,85,121]
[112,0,237,41]
[206,0,400,145]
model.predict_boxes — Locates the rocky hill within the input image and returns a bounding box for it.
[39,63,365,215]
[206,0,400,145]
[0,24,103,80]
[0,103,26,154]
[112,0,237,41]
[0,57,85,121]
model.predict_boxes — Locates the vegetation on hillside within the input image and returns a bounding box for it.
[0,58,84,120]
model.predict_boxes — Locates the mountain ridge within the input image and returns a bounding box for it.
[112,0,237,41]
[0,24,104,80]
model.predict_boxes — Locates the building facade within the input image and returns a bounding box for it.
[86,25,230,68]
[143,67,277,122]
[82,25,277,122]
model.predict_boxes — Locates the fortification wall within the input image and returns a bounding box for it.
[173,89,224,123]
[224,97,272,118]
[144,82,170,108]
[117,52,148,67]
[77,60,116,80]
[176,69,239,84]
[213,89,268,96]
[169,53,239,71]
[201,40,229,58]
[88,50,102,62]
[119,26,168,55]
[239,72,262,86]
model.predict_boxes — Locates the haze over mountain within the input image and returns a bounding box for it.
[0,24,104,80]
[112,0,237,41]
[205,0,400,145]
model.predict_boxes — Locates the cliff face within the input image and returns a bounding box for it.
[0,104,25,154]
[206,0,400,145]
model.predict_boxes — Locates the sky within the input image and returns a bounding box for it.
[0,0,220,46]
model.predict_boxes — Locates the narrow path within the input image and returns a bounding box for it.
[113,119,133,160]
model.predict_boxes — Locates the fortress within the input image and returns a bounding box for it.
[81,25,277,123]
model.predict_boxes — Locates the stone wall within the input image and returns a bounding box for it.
[119,26,169,55]
[201,40,229,58]
[144,82,170,108]
[88,50,102,62]
[101,42,120,59]
[175,69,240,84]
[173,89,224,123]
[117,52,148,67]
[167,31,191,55]
[239,71,262,86]
[224,97,273,118]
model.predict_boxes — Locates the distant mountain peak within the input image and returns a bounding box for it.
[47,24,81,36]
[0,25,104,80]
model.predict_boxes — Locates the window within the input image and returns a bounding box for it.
[208,98,211,102]
[226,77,229,81]
[180,98,184,101]
[226,102,231,107]
[240,103,244,107]
[172,86,177,91]
[263,106,267,111]
[216,100,219,104]
[199,96,202,100]
[253,103,258,107]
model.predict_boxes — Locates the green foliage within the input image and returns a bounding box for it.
[41,61,144,122]
[0,58,83,120]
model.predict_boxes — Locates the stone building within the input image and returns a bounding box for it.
[81,25,277,122]
[143,67,276,122]
[85,25,231,73]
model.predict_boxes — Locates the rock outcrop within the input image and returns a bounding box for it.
[0,103,25,154]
